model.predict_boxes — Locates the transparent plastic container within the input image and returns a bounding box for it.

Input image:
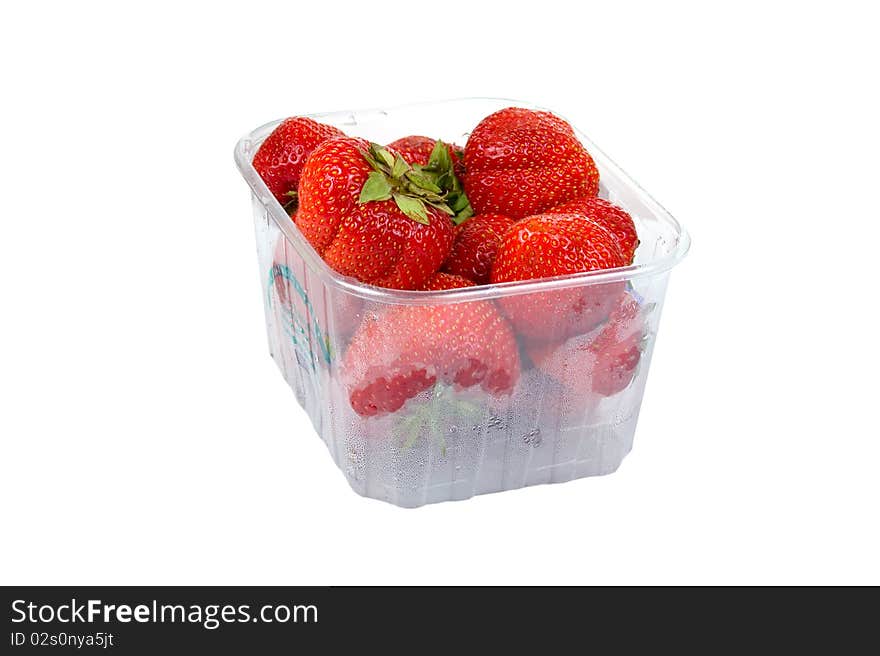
[234,98,689,508]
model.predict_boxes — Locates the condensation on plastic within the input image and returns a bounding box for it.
[234,98,690,508]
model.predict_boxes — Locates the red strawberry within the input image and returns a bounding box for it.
[528,292,645,398]
[525,329,602,414]
[420,271,475,291]
[387,136,472,224]
[252,117,344,205]
[490,213,626,341]
[388,135,465,173]
[442,213,515,285]
[342,296,520,417]
[463,107,600,219]
[589,292,645,396]
[547,197,639,264]
[296,137,455,290]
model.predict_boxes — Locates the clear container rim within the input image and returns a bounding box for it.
[234,97,690,306]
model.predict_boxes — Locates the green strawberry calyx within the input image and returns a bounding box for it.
[282,189,298,213]
[394,383,483,457]
[358,142,473,225]
[419,140,473,225]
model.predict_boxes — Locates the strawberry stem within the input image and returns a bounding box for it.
[395,383,484,455]
[357,141,472,225]
[282,189,298,213]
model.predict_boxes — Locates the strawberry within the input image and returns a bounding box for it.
[589,292,645,396]
[490,213,626,341]
[462,107,600,219]
[442,213,515,285]
[419,271,475,291]
[342,294,520,417]
[252,117,344,206]
[388,135,465,174]
[526,326,601,407]
[528,292,645,398]
[547,197,639,264]
[487,368,599,438]
[295,137,456,290]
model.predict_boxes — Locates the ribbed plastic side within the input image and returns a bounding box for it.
[252,195,672,507]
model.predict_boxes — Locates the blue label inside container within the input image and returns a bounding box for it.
[268,264,333,369]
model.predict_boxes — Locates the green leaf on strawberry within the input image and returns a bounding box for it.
[392,193,430,224]
[359,171,393,203]
[424,199,455,216]
[371,143,396,169]
[356,142,462,225]
[394,383,485,457]
[418,140,473,225]
[451,198,473,223]
[427,139,453,171]
[282,189,299,212]
[404,169,443,194]
[391,154,410,179]
[353,136,475,227]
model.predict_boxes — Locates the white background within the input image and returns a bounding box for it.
[2,1,878,585]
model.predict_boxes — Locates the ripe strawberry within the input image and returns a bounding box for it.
[490,213,626,341]
[526,326,601,402]
[463,107,600,219]
[388,135,465,173]
[520,344,603,419]
[528,292,645,398]
[419,271,475,291]
[295,137,455,290]
[252,117,344,206]
[547,197,639,264]
[442,213,515,285]
[589,292,645,396]
[342,296,520,417]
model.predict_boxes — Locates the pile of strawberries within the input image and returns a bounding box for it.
[254,107,644,418]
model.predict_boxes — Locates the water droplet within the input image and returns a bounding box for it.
[522,428,542,447]
[487,415,505,429]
